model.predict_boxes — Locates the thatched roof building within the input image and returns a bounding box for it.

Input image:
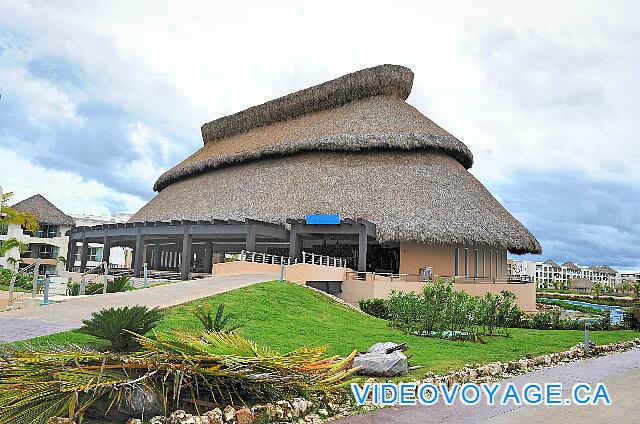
[12,194,75,227]
[131,64,541,255]
[571,277,594,291]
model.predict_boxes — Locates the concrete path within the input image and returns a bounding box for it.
[338,347,640,424]
[0,273,278,342]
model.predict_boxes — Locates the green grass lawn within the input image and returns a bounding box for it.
[0,284,29,292]
[12,281,639,378]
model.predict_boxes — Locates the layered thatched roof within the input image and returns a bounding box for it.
[596,265,618,275]
[12,194,75,227]
[562,261,581,271]
[132,64,541,254]
[543,259,561,268]
[571,277,594,290]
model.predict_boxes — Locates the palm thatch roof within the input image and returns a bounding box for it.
[12,194,75,227]
[562,261,581,271]
[596,265,618,275]
[132,64,541,254]
[543,259,561,268]
[571,277,594,290]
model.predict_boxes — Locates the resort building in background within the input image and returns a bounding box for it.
[621,271,640,284]
[0,194,74,275]
[69,213,133,271]
[507,258,622,289]
[0,194,133,275]
[64,64,541,312]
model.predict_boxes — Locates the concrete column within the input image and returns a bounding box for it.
[358,229,368,272]
[79,236,89,273]
[102,235,111,266]
[133,231,144,277]
[204,242,213,274]
[246,227,256,252]
[67,238,77,271]
[180,231,193,280]
[289,229,301,261]
[152,244,162,270]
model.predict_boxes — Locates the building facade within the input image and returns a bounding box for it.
[0,194,75,275]
[508,258,622,289]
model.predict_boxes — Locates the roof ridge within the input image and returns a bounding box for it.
[200,64,413,144]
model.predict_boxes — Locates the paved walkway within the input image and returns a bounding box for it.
[338,347,640,424]
[0,273,278,342]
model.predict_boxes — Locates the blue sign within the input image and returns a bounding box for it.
[305,214,340,225]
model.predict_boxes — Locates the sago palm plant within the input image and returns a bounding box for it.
[0,331,357,424]
[78,306,163,351]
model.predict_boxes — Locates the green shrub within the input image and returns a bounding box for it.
[67,275,134,296]
[623,307,640,331]
[358,298,390,319]
[386,279,523,340]
[0,268,32,290]
[194,303,242,333]
[79,306,163,351]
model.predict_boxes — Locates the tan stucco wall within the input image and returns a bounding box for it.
[212,261,280,275]
[399,242,508,279]
[284,263,345,284]
[339,279,536,312]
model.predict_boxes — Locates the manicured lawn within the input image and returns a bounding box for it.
[9,281,639,378]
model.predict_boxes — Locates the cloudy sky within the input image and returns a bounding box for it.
[1,1,638,269]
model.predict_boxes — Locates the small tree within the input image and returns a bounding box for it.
[623,282,640,300]
[593,282,604,300]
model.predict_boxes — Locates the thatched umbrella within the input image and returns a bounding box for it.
[131,64,541,255]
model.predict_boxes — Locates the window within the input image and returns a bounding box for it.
[88,247,103,262]
[474,249,479,278]
[464,248,469,277]
[454,247,459,277]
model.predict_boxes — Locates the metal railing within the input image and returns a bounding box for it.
[301,251,347,268]
[236,250,347,268]
[345,270,419,282]
[239,250,295,265]
[79,261,109,295]
[7,259,40,304]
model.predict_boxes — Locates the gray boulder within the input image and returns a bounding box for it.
[352,343,408,376]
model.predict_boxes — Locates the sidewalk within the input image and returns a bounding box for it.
[0,273,278,342]
[338,347,640,424]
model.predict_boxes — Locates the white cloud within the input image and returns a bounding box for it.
[0,147,146,216]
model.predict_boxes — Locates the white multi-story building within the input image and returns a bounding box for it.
[69,213,133,270]
[0,194,75,275]
[621,272,640,284]
[0,193,134,276]
[508,258,622,289]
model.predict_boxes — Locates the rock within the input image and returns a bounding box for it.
[543,355,552,365]
[467,369,477,381]
[517,359,529,371]
[304,413,322,424]
[126,420,143,424]
[489,363,502,376]
[88,385,163,422]
[223,406,236,422]
[47,418,73,424]
[276,400,292,420]
[291,398,313,417]
[150,417,166,424]
[236,407,253,424]
[317,408,329,418]
[205,408,223,424]
[352,350,408,376]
